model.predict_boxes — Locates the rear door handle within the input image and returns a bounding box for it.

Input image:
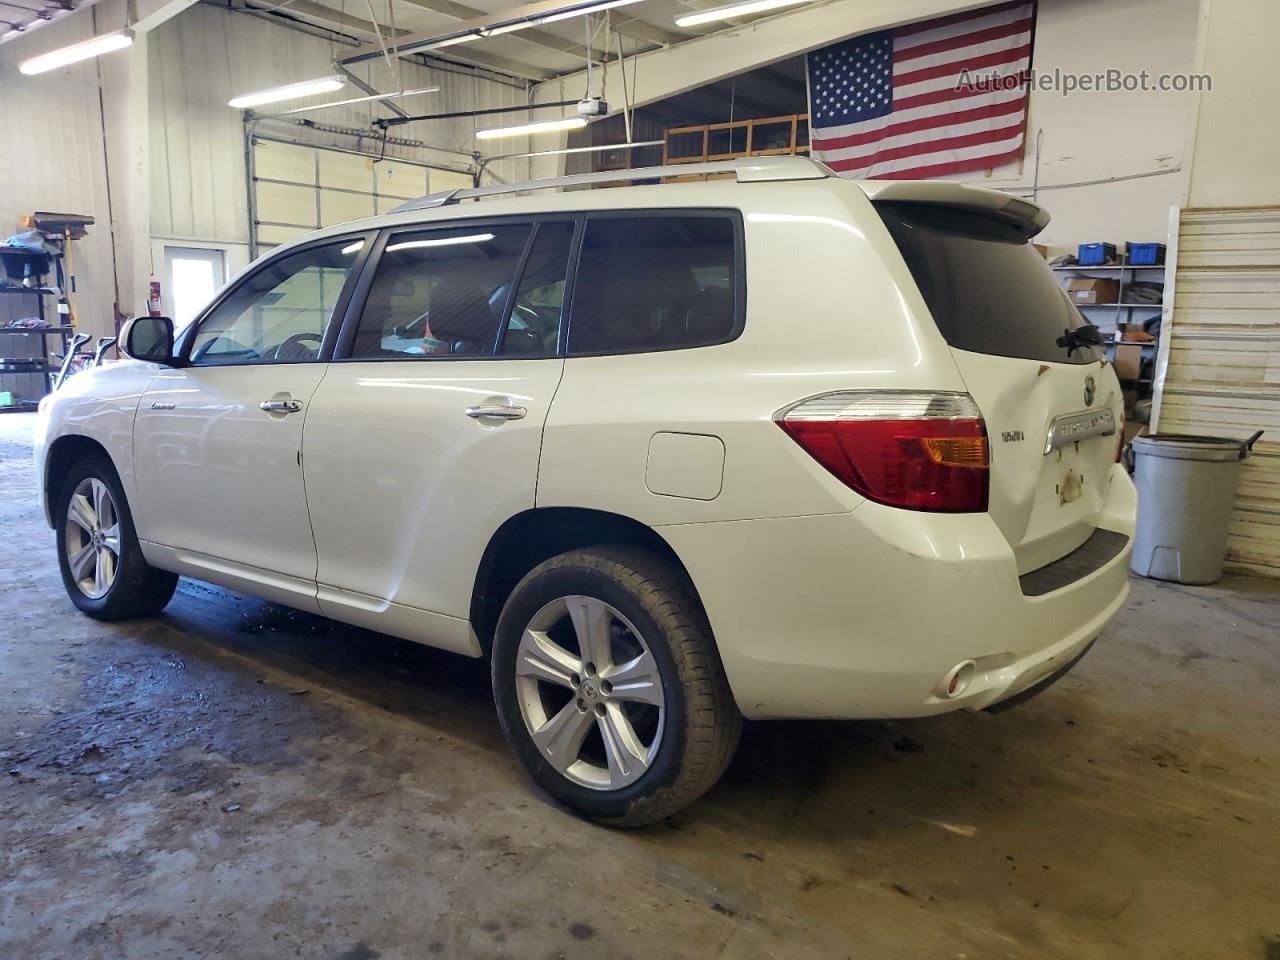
[465,404,527,420]
[260,399,303,414]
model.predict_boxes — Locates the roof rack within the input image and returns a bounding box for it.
[390,155,831,214]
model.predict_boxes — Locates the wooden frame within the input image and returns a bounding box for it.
[661,114,810,182]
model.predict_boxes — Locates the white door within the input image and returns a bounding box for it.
[162,245,226,327]
[133,237,370,608]
[302,220,573,652]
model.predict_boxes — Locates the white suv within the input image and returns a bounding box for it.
[34,157,1135,826]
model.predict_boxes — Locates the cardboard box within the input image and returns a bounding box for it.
[1067,277,1120,305]
[1113,342,1143,381]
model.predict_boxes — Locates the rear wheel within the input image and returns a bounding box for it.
[492,547,741,827]
[55,455,178,620]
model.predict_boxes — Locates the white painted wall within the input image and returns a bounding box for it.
[969,0,1202,248]
[1185,0,1280,208]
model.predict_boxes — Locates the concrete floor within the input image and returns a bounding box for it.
[1,414,1278,960]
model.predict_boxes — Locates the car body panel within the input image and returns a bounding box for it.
[132,363,329,595]
[658,463,1136,719]
[301,358,564,647]
[35,359,159,525]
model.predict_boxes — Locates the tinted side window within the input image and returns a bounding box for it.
[349,224,531,359]
[568,215,739,355]
[188,239,364,365]
[500,221,574,356]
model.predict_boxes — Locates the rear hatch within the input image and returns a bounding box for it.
[873,197,1120,573]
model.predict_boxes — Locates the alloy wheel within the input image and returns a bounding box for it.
[515,595,666,791]
[64,478,121,600]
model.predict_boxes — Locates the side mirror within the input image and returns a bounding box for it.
[121,315,176,364]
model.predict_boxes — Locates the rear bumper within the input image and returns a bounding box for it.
[658,464,1136,720]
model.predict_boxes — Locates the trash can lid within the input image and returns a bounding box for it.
[1131,433,1246,461]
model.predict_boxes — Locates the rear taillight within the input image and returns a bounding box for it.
[776,391,990,512]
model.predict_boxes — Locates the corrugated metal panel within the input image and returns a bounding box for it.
[149,4,531,246]
[1152,206,1280,576]
[0,17,119,339]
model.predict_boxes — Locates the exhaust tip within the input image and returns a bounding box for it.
[938,660,977,699]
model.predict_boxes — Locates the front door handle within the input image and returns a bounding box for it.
[260,399,303,414]
[465,404,527,420]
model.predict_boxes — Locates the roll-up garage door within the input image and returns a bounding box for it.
[1152,206,1280,576]
[250,138,474,252]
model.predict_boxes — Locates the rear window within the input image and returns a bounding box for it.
[875,202,1101,365]
[567,214,741,355]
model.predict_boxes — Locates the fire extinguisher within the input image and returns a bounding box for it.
[148,281,163,317]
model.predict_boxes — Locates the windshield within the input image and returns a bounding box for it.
[875,201,1102,365]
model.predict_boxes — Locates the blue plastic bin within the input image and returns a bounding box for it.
[1078,242,1117,266]
[1126,242,1166,266]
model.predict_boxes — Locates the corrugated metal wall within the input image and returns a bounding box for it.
[1152,206,1280,576]
[149,5,532,248]
[0,15,118,339]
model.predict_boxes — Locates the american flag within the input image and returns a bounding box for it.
[806,1,1035,179]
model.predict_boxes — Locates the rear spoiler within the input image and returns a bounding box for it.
[858,180,1050,238]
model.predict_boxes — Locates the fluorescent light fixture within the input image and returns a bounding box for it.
[18,29,134,75]
[276,86,440,116]
[536,0,645,25]
[675,0,811,27]
[387,233,495,252]
[429,33,484,48]
[228,75,347,110]
[341,241,366,255]
[476,116,588,141]
[432,0,646,46]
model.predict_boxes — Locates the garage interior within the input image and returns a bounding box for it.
[2,0,1279,957]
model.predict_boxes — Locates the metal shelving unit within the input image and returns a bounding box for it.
[0,247,70,411]
[1055,255,1167,400]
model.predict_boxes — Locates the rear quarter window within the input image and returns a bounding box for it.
[875,201,1102,366]
[567,214,743,356]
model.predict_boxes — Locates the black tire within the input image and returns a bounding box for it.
[54,453,178,620]
[492,546,741,827]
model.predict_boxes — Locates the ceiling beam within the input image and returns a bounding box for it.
[333,61,408,118]
[607,15,682,47]
[246,0,552,81]
[338,0,662,69]
[532,0,987,110]
[283,0,398,37]
[398,0,608,60]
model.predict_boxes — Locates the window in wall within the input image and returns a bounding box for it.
[349,224,531,359]
[164,246,226,328]
[187,239,364,365]
[500,221,575,356]
[567,215,739,355]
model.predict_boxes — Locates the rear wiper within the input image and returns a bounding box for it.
[1057,324,1104,356]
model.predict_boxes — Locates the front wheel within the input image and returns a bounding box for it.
[55,454,178,620]
[492,547,741,827]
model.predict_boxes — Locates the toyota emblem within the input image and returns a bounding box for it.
[1083,375,1096,407]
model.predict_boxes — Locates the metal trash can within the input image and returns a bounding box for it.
[1130,431,1262,584]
